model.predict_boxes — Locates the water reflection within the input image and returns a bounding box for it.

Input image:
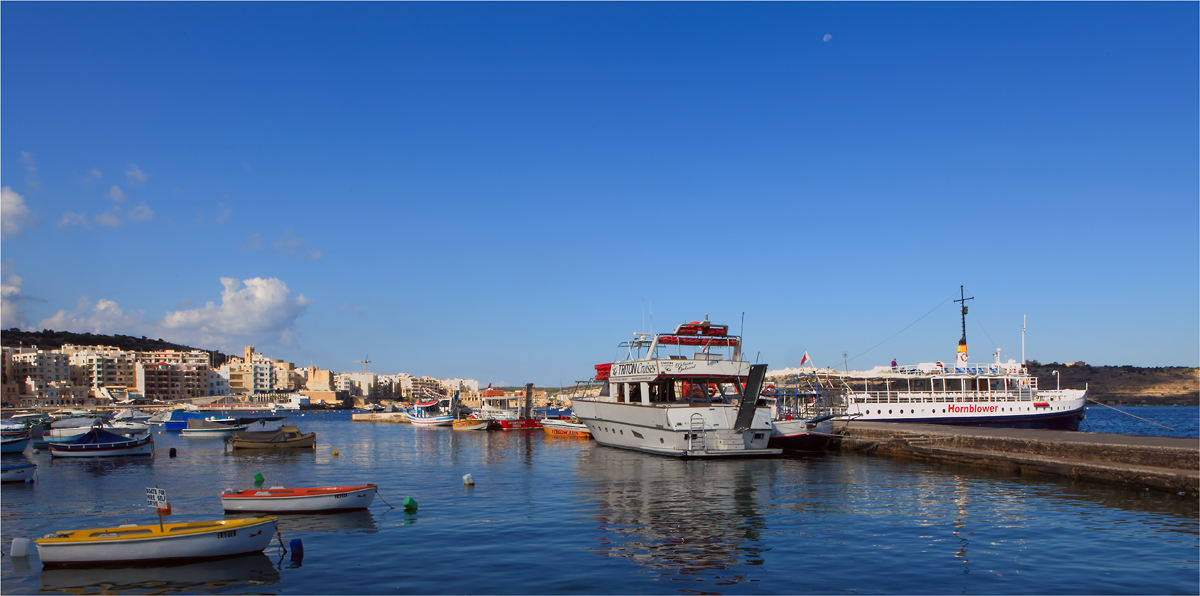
[228,509,379,534]
[38,553,280,594]
[46,455,153,478]
[578,448,776,579]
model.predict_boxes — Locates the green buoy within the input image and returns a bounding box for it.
[254,473,264,486]
[402,497,418,513]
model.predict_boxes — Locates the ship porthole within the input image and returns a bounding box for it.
[660,438,664,443]
[620,430,623,435]
[888,410,892,414]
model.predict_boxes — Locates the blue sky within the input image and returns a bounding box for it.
[2,2,1197,385]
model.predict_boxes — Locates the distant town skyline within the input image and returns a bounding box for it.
[2,3,1196,384]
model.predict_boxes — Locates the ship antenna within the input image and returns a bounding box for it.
[1022,314,1026,365]
[953,285,974,362]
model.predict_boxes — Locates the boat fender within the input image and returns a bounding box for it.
[25,477,34,484]
[463,474,475,485]
[254,472,265,486]
[402,497,418,513]
[289,539,304,559]
[332,449,339,456]
[157,431,162,434]
[10,537,30,557]
[169,448,177,458]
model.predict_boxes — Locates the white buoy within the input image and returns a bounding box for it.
[11,537,30,557]
[462,474,475,485]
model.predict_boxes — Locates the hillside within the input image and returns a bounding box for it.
[1027,363,1198,406]
[1,329,230,367]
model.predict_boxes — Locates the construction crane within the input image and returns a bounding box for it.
[354,356,371,374]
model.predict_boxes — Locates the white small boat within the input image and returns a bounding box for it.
[221,485,378,513]
[1,462,36,482]
[36,516,278,567]
[180,418,248,437]
[49,428,154,458]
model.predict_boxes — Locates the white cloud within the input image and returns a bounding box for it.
[273,230,305,254]
[128,202,154,221]
[273,230,322,260]
[160,277,313,349]
[18,152,40,191]
[87,167,103,181]
[126,164,148,185]
[95,212,121,227]
[823,34,832,42]
[57,211,91,229]
[216,202,231,224]
[109,185,126,202]
[240,232,263,250]
[2,186,36,237]
[38,296,149,336]
[1,260,31,330]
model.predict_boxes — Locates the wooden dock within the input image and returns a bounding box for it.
[831,421,1198,495]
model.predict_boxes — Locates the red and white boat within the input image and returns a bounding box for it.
[221,485,378,513]
[478,392,542,430]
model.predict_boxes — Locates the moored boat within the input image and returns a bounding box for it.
[1,462,36,482]
[571,315,781,458]
[49,428,154,458]
[36,516,278,567]
[452,418,490,431]
[776,288,1087,430]
[227,425,316,450]
[181,418,248,438]
[540,417,592,438]
[408,393,459,427]
[1,431,30,454]
[221,485,377,513]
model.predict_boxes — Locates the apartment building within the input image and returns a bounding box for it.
[65,345,137,391]
[135,362,228,401]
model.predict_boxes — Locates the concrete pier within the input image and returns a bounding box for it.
[351,412,410,423]
[831,421,1198,495]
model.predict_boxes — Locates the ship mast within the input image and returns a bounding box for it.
[953,285,974,363]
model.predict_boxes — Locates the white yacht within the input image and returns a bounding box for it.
[571,316,781,458]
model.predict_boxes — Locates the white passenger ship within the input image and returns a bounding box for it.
[803,288,1087,429]
[571,316,781,458]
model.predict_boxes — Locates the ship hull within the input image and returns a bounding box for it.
[769,418,834,451]
[572,400,780,458]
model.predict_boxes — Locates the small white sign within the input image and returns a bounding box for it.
[145,487,167,507]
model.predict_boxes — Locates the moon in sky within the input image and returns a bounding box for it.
[823,34,833,42]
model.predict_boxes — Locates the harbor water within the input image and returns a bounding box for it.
[2,407,1196,594]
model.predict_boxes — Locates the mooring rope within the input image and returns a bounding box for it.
[1087,398,1176,431]
[374,489,396,510]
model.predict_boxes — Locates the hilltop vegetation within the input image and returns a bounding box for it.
[1,329,230,367]
[1027,362,1197,406]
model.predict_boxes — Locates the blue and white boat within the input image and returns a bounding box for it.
[408,393,459,427]
[149,410,234,430]
[1,421,30,454]
[1,462,36,482]
[49,428,154,458]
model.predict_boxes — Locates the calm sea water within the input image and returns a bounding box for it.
[2,407,1196,594]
